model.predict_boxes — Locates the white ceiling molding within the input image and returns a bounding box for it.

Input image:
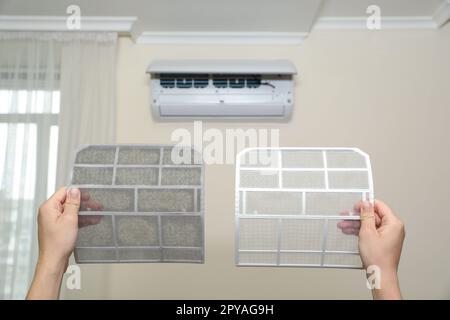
[135,32,308,45]
[0,16,137,34]
[313,0,450,31]
[313,16,438,30]
[433,0,450,27]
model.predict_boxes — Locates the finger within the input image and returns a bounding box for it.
[337,222,359,233]
[374,210,382,227]
[374,199,396,225]
[47,187,68,209]
[359,200,376,232]
[81,191,91,201]
[354,201,381,227]
[78,215,102,228]
[374,200,395,218]
[337,208,361,236]
[337,220,361,229]
[80,199,103,211]
[341,228,360,235]
[63,187,81,217]
[39,187,67,217]
[336,219,360,236]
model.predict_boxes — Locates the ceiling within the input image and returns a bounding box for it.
[321,0,443,17]
[0,0,447,36]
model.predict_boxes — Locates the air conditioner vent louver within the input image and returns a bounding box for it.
[228,76,246,89]
[213,75,258,89]
[193,75,208,88]
[160,74,210,89]
[246,76,261,88]
[176,76,192,88]
[212,75,228,88]
[160,75,175,88]
[160,74,263,89]
[147,60,297,119]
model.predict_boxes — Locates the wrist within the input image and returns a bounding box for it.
[372,268,402,300]
[36,254,68,278]
[27,255,67,300]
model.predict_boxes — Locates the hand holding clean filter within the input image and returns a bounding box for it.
[235,148,373,268]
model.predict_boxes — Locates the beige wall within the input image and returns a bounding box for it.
[63,24,450,299]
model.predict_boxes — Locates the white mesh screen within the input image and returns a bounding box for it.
[72,145,204,264]
[236,148,373,268]
[280,219,324,251]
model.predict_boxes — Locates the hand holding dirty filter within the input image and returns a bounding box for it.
[71,145,204,264]
[27,187,81,300]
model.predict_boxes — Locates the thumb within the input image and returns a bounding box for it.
[359,200,376,232]
[64,187,81,217]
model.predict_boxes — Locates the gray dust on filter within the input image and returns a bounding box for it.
[79,188,135,212]
[72,145,204,264]
[75,146,116,164]
[76,216,114,247]
[161,167,201,185]
[162,216,202,247]
[118,248,161,261]
[72,167,113,185]
[118,147,160,165]
[115,167,158,185]
[138,189,195,212]
[163,248,202,261]
[116,216,159,246]
[162,147,199,165]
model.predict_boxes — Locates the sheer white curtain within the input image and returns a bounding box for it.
[0,32,60,299]
[57,32,117,186]
[0,32,117,299]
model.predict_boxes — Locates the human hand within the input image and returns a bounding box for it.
[79,190,103,227]
[27,188,105,299]
[36,189,103,267]
[37,187,81,270]
[27,187,81,299]
[338,200,405,299]
[357,200,405,273]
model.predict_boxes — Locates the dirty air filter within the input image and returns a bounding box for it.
[71,145,204,263]
[235,148,374,268]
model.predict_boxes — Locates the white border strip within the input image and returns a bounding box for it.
[0,15,137,33]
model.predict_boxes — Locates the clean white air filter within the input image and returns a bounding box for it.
[71,145,204,264]
[235,148,374,268]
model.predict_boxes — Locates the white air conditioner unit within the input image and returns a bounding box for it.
[146,59,297,119]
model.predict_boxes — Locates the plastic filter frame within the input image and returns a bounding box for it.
[71,145,204,264]
[235,147,374,268]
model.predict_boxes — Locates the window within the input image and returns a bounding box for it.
[0,89,59,299]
